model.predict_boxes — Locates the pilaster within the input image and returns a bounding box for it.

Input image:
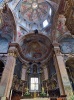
[0,47,17,99]
[21,65,27,81]
[53,43,73,99]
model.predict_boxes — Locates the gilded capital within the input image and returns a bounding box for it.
[8,47,17,57]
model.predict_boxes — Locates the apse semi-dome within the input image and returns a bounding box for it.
[19,33,53,62]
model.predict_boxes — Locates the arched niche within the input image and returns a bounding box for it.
[65,57,74,90]
[0,6,16,53]
[0,60,4,80]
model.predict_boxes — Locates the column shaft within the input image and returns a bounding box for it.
[55,53,73,98]
[0,53,16,98]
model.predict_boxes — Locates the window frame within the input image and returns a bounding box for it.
[29,75,41,92]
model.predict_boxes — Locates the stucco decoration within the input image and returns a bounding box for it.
[59,37,74,54]
[57,15,67,32]
[54,14,70,40]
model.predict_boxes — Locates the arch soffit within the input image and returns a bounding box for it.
[0,5,17,41]
[6,5,17,41]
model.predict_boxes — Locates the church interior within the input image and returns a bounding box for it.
[0,0,74,100]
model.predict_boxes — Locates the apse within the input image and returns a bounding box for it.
[19,33,53,62]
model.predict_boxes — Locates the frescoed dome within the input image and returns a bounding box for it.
[20,0,50,23]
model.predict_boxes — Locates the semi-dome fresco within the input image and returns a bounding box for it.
[20,34,53,61]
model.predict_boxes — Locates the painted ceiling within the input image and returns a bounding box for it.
[0,0,59,37]
[7,0,58,34]
[20,0,50,23]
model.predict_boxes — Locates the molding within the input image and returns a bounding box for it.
[9,43,53,63]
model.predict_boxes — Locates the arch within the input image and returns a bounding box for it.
[6,6,17,41]
[0,5,17,53]
[16,33,53,62]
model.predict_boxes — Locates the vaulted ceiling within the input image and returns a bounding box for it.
[0,0,73,37]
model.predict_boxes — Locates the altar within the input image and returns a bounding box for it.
[21,98,50,100]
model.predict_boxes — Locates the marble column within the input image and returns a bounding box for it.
[43,65,48,80]
[0,47,16,99]
[54,45,73,99]
[21,65,27,81]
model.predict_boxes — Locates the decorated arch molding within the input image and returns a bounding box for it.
[9,33,53,63]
